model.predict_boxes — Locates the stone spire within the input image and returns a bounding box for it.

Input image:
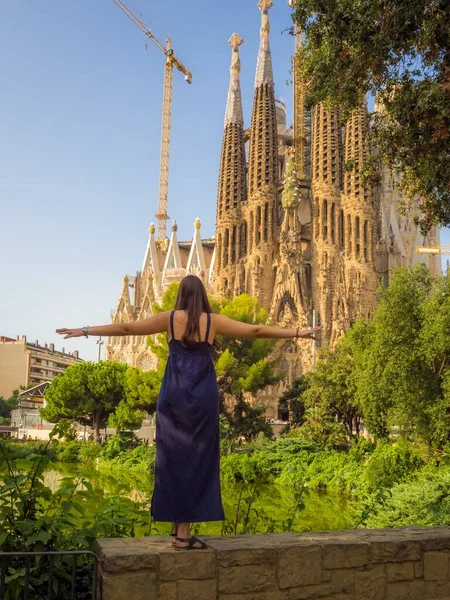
[216,34,247,220]
[254,0,274,88]
[215,34,247,296]
[247,0,278,197]
[224,34,244,126]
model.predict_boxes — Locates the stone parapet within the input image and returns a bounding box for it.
[96,526,450,600]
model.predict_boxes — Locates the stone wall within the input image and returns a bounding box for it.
[96,526,450,600]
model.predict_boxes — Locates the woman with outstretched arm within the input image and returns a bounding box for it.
[57,275,320,550]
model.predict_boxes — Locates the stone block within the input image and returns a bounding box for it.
[436,580,450,598]
[217,547,277,568]
[159,581,177,600]
[288,583,333,600]
[424,551,449,581]
[386,562,415,582]
[177,578,217,600]
[409,580,437,600]
[420,528,450,551]
[386,581,410,600]
[159,548,216,581]
[218,563,277,594]
[413,561,423,579]
[330,569,355,594]
[100,569,157,600]
[354,565,386,600]
[370,541,421,564]
[97,544,159,573]
[323,543,369,570]
[278,545,322,589]
[218,592,288,600]
[322,570,332,582]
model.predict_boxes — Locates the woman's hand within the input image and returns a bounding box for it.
[56,328,83,339]
[298,326,322,340]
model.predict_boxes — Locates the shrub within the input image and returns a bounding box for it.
[79,441,102,463]
[55,441,82,463]
[365,440,424,491]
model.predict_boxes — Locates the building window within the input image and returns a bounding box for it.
[250,212,254,251]
[339,209,345,250]
[240,222,247,257]
[256,206,261,245]
[263,203,269,242]
[364,220,369,262]
[331,202,336,243]
[346,214,352,257]
[231,226,237,264]
[217,233,222,270]
[223,229,229,267]
[355,216,361,260]
[322,200,328,241]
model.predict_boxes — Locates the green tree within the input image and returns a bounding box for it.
[0,389,19,422]
[355,266,436,441]
[216,294,280,442]
[292,0,450,230]
[278,376,308,426]
[291,407,348,450]
[41,362,128,442]
[149,288,281,442]
[303,322,371,438]
[110,367,161,431]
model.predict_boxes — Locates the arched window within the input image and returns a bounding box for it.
[355,216,361,260]
[363,220,369,262]
[339,209,345,250]
[322,200,328,240]
[240,222,247,258]
[346,214,352,257]
[331,203,336,243]
[264,203,269,242]
[256,206,262,245]
[217,233,222,270]
[249,212,254,251]
[223,229,229,267]
[231,225,236,264]
[315,203,320,239]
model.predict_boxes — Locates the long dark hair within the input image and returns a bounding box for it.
[173,275,213,348]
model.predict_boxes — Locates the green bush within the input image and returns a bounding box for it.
[55,441,82,463]
[365,466,450,528]
[365,440,424,491]
[79,441,102,462]
[220,452,271,484]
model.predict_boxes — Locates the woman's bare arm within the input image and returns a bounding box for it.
[213,314,321,340]
[56,312,170,339]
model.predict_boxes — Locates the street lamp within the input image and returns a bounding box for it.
[96,337,104,362]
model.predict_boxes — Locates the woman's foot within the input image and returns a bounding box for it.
[174,536,207,550]
[174,523,207,550]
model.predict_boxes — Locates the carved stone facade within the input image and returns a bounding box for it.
[107,1,441,418]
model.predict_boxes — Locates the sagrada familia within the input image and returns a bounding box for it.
[106,1,440,413]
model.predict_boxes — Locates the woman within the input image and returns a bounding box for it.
[57,275,320,550]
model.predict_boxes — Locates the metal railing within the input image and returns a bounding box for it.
[0,551,98,600]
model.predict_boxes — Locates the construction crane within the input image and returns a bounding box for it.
[113,0,192,247]
[416,244,450,255]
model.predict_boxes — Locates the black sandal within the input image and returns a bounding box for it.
[170,523,177,547]
[174,536,208,551]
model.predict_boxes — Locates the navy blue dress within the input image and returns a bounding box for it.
[151,311,225,523]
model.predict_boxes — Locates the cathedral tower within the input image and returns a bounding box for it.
[339,101,378,327]
[215,34,247,296]
[245,0,279,307]
[310,103,343,337]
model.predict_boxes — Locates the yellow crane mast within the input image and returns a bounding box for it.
[416,244,450,255]
[113,0,192,247]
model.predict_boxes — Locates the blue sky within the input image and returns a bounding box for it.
[1,1,448,363]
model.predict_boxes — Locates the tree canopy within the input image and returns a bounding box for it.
[41,362,160,442]
[292,265,450,448]
[292,0,450,230]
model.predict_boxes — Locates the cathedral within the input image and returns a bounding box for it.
[106,0,441,409]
